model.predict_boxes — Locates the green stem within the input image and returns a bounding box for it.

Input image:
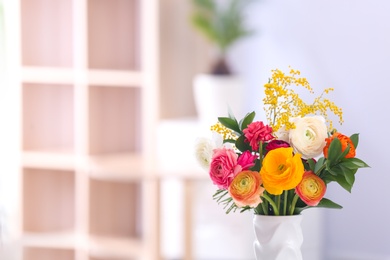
[289,194,300,215]
[258,141,264,167]
[258,142,268,215]
[261,200,268,215]
[283,191,288,215]
[315,163,326,176]
[264,195,269,215]
[262,193,279,216]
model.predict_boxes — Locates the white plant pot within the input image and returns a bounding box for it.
[253,215,303,260]
[193,74,244,126]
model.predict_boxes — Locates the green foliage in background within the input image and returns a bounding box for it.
[191,0,254,53]
[191,0,256,74]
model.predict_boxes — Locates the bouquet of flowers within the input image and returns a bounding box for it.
[195,68,369,215]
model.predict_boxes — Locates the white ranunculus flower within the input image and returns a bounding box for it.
[289,116,328,159]
[194,133,224,171]
[194,137,214,170]
[274,126,290,142]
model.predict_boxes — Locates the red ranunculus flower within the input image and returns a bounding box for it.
[265,139,290,152]
[243,121,274,151]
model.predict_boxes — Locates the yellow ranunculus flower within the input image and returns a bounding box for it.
[260,147,304,195]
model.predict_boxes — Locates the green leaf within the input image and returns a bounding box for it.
[335,163,358,186]
[326,163,339,176]
[218,117,241,133]
[193,0,216,10]
[307,158,316,172]
[315,157,326,174]
[239,111,256,131]
[240,206,252,213]
[334,174,353,193]
[317,198,343,209]
[293,206,308,215]
[227,106,236,120]
[191,14,216,42]
[338,144,351,160]
[326,138,342,165]
[342,158,370,169]
[344,169,356,186]
[349,133,359,149]
[213,189,229,201]
[225,201,238,214]
[252,158,261,171]
[328,163,357,179]
[294,197,343,214]
[235,135,251,152]
[322,172,336,184]
[331,162,357,174]
[223,138,236,144]
[213,189,240,214]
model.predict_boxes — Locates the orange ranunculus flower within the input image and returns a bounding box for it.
[295,171,326,206]
[323,132,356,159]
[228,170,265,208]
[260,147,304,195]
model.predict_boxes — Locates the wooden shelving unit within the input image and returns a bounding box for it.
[3,0,160,259]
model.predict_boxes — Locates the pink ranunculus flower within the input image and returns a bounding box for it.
[243,121,274,151]
[209,148,242,190]
[237,151,258,170]
[265,139,290,152]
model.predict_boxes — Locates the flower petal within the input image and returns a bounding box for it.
[295,171,326,206]
[229,171,265,208]
[260,147,304,195]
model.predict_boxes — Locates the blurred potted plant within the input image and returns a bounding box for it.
[191,0,255,125]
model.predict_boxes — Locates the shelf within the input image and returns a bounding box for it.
[89,179,141,239]
[21,0,73,67]
[88,69,143,87]
[87,0,140,70]
[8,0,161,259]
[90,257,135,260]
[21,67,143,87]
[90,258,131,260]
[22,67,74,84]
[22,151,76,170]
[23,168,75,233]
[89,235,142,259]
[89,86,141,155]
[22,83,74,152]
[23,247,75,260]
[22,232,77,249]
[90,258,134,260]
[88,153,149,181]
[21,152,152,179]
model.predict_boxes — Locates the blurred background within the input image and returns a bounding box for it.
[0,0,386,259]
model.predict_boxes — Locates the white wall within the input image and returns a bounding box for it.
[229,0,390,259]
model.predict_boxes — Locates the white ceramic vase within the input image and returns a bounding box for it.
[193,74,244,126]
[253,215,303,260]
